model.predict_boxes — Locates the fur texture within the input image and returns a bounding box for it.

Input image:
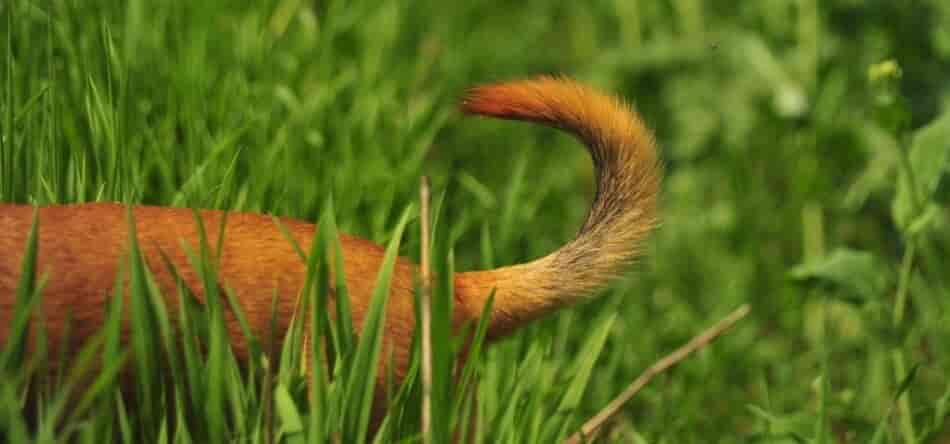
[0,76,660,421]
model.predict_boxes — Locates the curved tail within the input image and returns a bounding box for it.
[456,76,661,336]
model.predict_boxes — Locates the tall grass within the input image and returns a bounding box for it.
[2,0,950,442]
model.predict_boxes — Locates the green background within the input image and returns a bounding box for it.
[2,0,950,442]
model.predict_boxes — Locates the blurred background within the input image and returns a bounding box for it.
[3,0,950,442]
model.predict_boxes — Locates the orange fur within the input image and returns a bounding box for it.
[0,76,660,425]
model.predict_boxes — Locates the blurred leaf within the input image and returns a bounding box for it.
[893,111,950,230]
[789,248,890,302]
[908,112,950,196]
[844,124,900,210]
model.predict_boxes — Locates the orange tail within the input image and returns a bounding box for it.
[455,77,661,337]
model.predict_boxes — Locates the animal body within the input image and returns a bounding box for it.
[0,77,660,426]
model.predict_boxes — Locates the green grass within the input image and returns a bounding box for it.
[3,0,950,442]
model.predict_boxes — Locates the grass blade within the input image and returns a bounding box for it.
[1,208,41,372]
[343,204,413,443]
[125,206,160,438]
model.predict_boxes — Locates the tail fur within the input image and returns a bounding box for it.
[456,76,661,335]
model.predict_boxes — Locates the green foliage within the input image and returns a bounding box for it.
[893,112,950,233]
[2,0,950,442]
[790,248,890,303]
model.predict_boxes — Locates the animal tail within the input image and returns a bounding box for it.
[456,76,661,336]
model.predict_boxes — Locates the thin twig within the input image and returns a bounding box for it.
[565,304,751,444]
[419,177,433,444]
